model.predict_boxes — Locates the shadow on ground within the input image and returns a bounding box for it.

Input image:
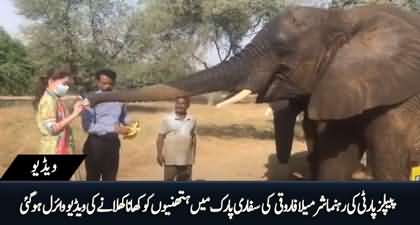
[264,151,310,180]
[198,124,274,140]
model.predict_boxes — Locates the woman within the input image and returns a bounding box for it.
[33,65,85,155]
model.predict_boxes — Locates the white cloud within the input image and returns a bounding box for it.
[286,0,332,8]
[0,0,28,38]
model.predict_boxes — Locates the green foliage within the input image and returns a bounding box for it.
[14,0,140,92]
[14,0,288,92]
[6,0,420,96]
[138,0,285,61]
[0,28,34,95]
[116,0,287,88]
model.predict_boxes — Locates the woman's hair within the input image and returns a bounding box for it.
[32,64,74,110]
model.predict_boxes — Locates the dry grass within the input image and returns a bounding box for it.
[0,101,308,181]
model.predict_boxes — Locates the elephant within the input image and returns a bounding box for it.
[86,4,420,180]
[270,98,373,180]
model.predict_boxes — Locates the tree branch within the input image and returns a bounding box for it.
[88,0,100,47]
[212,28,224,63]
[63,0,76,64]
[192,54,209,69]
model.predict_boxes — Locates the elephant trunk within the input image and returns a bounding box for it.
[272,101,303,163]
[86,26,277,106]
[86,51,256,106]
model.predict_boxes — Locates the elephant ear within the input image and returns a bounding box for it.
[308,14,420,120]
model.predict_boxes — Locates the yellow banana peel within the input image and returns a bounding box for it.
[123,120,141,140]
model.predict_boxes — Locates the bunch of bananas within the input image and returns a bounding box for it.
[123,120,141,140]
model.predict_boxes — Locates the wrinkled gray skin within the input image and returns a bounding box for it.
[87,5,420,180]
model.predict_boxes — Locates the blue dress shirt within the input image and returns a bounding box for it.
[81,91,128,136]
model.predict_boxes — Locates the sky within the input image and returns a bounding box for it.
[0,0,27,37]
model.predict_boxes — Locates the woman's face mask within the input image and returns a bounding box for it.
[54,83,69,96]
[49,77,70,96]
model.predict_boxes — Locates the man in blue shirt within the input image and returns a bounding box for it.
[81,69,130,180]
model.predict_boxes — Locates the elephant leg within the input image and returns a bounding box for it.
[302,114,317,179]
[311,123,363,180]
[365,110,411,180]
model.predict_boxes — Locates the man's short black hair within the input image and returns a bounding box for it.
[176,96,191,105]
[95,69,117,81]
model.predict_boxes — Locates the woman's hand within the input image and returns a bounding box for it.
[72,100,85,116]
[52,100,86,134]
[81,98,90,107]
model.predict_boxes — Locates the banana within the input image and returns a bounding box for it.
[123,120,141,140]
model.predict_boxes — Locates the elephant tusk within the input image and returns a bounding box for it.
[216,89,252,108]
[264,107,273,117]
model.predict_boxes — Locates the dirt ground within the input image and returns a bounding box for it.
[0,101,308,181]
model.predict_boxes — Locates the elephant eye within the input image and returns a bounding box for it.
[290,16,298,25]
[276,73,288,81]
[289,12,305,27]
[275,64,291,80]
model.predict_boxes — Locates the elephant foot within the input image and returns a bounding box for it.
[275,163,290,180]
[276,163,307,180]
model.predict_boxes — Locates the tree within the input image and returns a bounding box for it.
[137,0,285,64]
[0,27,34,95]
[331,0,420,11]
[129,0,286,103]
[14,0,141,91]
[14,0,289,92]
